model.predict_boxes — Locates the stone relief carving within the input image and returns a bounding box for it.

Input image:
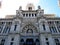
[22,24,38,33]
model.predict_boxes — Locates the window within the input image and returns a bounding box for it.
[8,27,11,33]
[32,14,34,17]
[46,42,49,45]
[49,26,57,33]
[57,26,60,32]
[35,14,37,17]
[14,25,17,31]
[26,14,28,17]
[2,22,4,24]
[3,26,9,33]
[54,39,60,45]
[29,14,31,17]
[52,27,57,33]
[20,39,24,42]
[0,39,5,45]
[46,38,48,40]
[55,39,59,42]
[42,24,46,30]
[55,21,60,24]
[49,27,52,33]
[0,26,3,33]
[11,38,14,41]
[23,14,25,17]
[35,39,39,42]
[28,7,32,10]
[10,42,13,45]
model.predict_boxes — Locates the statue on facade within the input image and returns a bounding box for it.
[38,6,41,9]
[16,6,22,17]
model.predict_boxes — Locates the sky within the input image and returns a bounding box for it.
[0,0,60,18]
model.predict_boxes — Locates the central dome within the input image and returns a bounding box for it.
[26,3,35,10]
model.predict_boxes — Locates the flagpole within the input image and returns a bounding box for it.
[0,0,2,8]
[58,0,60,7]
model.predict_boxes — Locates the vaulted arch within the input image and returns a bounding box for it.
[22,24,38,33]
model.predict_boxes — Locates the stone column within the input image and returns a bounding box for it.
[48,37,55,45]
[5,35,12,45]
[40,34,46,45]
[16,24,20,33]
[39,23,43,32]
[14,35,20,45]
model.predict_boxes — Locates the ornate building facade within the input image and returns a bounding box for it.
[0,4,60,45]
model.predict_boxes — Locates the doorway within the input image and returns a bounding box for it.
[23,38,35,45]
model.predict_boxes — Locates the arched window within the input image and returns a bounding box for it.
[0,39,5,45]
[54,39,60,45]
[28,7,32,10]
[35,39,40,45]
[35,39,39,42]
[42,24,46,30]
[20,39,24,42]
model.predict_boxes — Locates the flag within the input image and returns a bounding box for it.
[58,0,60,7]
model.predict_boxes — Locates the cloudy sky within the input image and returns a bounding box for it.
[0,0,60,18]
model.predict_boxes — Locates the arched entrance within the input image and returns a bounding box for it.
[23,38,35,45]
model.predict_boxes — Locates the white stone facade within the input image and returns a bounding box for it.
[0,4,60,45]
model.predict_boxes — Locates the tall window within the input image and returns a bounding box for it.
[14,25,17,31]
[11,38,14,41]
[57,26,60,32]
[8,27,11,33]
[54,39,60,45]
[0,39,5,45]
[45,38,49,45]
[23,14,25,17]
[20,39,24,45]
[46,42,49,45]
[0,26,3,33]
[55,21,60,33]
[10,42,13,45]
[35,39,40,45]
[29,13,31,17]
[49,26,57,33]
[3,26,9,33]
[32,14,34,17]
[26,14,28,17]
[28,7,32,10]
[42,24,46,30]
[20,39,24,42]
[35,14,37,17]
[49,27,52,33]
[0,22,4,33]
